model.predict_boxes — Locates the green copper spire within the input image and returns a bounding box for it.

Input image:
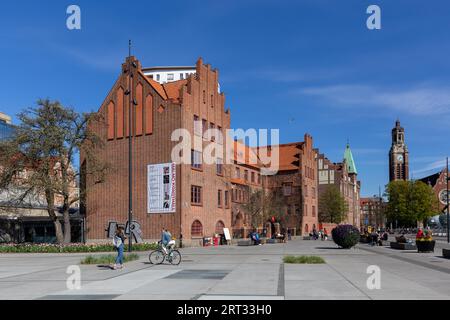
[344,143,357,174]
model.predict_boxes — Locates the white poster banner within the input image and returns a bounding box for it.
[147,163,176,213]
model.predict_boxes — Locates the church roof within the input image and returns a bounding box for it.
[344,143,357,174]
[419,171,441,187]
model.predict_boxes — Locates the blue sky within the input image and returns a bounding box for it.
[0,0,449,197]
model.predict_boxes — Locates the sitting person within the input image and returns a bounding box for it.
[251,232,262,245]
[323,228,328,241]
[275,232,286,243]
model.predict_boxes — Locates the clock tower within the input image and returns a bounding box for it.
[389,120,409,181]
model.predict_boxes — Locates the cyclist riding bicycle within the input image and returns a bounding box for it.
[160,228,175,254]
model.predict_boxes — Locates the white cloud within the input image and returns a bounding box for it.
[298,84,450,116]
[412,159,447,177]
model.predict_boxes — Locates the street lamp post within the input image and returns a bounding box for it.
[446,157,449,244]
[127,40,134,253]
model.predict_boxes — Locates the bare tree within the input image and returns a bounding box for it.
[0,99,108,243]
[240,188,285,229]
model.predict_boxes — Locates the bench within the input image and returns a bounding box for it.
[390,241,417,250]
[237,240,252,246]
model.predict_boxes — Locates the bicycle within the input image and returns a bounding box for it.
[149,240,182,265]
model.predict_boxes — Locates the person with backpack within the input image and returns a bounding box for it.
[113,226,126,270]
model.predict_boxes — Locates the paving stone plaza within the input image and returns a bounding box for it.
[1,238,450,300]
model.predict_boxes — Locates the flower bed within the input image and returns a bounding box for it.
[0,242,158,253]
[415,240,435,253]
[415,230,435,253]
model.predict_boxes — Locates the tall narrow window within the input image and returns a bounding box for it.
[202,119,207,139]
[218,190,222,207]
[216,158,223,175]
[217,126,223,145]
[193,115,201,136]
[135,83,143,136]
[209,122,215,141]
[145,94,153,135]
[116,87,124,138]
[235,167,240,179]
[191,186,202,205]
[191,150,202,170]
[107,101,115,140]
[283,183,292,196]
[225,191,229,208]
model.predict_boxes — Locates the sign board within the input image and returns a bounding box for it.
[223,227,231,241]
[147,163,176,213]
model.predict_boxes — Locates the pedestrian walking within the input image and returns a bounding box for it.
[113,226,126,270]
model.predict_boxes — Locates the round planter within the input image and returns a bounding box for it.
[415,240,435,253]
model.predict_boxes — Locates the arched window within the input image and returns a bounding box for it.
[215,221,225,234]
[191,220,203,237]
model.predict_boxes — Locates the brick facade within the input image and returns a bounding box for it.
[82,57,231,246]
[83,56,358,245]
[317,152,361,227]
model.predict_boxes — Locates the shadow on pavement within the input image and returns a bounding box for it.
[97,264,114,270]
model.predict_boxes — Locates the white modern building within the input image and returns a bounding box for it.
[142,65,221,93]
[142,66,197,84]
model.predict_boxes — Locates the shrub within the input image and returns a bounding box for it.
[283,255,325,264]
[0,242,158,254]
[331,224,360,249]
[81,253,140,265]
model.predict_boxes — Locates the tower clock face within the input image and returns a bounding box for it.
[396,154,404,163]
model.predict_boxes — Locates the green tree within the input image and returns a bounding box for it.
[0,99,108,243]
[318,185,348,224]
[385,180,438,227]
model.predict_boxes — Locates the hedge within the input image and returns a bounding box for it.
[0,242,158,253]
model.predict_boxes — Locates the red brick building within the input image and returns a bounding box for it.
[420,169,449,213]
[360,197,386,230]
[229,136,319,237]
[317,145,361,229]
[82,56,231,246]
[82,56,348,244]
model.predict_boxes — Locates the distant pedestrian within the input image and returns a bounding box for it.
[113,226,126,270]
[323,228,328,241]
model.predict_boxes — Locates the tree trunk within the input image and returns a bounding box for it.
[63,209,71,243]
[51,213,64,244]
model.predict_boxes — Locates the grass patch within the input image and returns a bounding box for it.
[283,255,325,264]
[80,253,140,265]
[0,242,158,253]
